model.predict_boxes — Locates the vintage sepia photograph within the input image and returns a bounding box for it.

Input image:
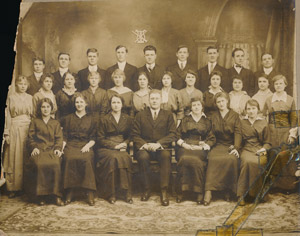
[0,0,299,235]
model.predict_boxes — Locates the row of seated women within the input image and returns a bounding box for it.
[3,70,298,207]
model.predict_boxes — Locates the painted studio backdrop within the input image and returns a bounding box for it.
[15,0,295,95]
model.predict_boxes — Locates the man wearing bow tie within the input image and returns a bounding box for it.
[227,48,255,96]
[52,52,79,94]
[135,45,164,91]
[167,45,197,90]
[104,45,138,90]
[77,48,106,91]
[26,57,45,96]
[132,90,177,206]
[254,53,280,93]
[197,46,228,92]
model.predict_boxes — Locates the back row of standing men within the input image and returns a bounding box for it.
[25,45,282,97]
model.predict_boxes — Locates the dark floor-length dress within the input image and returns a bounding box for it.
[96,113,133,199]
[176,114,216,193]
[61,113,97,191]
[205,109,242,194]
[26,118,63,197]
[237,117,271,198]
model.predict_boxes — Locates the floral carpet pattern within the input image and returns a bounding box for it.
[0,193,299,235]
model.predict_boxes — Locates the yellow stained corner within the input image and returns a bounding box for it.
[196,228,263,236]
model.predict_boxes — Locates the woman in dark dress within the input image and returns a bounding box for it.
[56,72,80,119]
[61,93,97,206]
[96,94,133,204]
[237,99,271,205]
[26,98,64,206]
[107,69,134,117]
[81,71,108,122]
[204,92,242,206]
[203,71,224,117]
[176,97,216,205]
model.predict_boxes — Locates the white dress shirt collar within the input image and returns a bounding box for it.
[272,91,287,103]
[146,63,155,71]
[59,67,68,77]
[190,112,207,122]
[117,61,126,71]
[234,64,243,74]
[177,60,187,69]
[208,62,217,74]
[88,65,98,72]
[150,108,160,119]
[34,72,43,80]
[263,67,273,75]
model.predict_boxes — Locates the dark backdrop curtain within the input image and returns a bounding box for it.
[265,0,295,95]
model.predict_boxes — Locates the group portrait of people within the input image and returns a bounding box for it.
[2,44,299,208]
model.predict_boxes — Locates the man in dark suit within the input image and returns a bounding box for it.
[254,53,280,93]
[52,52,79,94]
[227,48,255,96]
[104,45,137,90]
[135,45,165,91]
[197,46,228,92]
[77,48,106,91]
[167,45,197,90]
[132,90,177,206]
[26,57,45,96]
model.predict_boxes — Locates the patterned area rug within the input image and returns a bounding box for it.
[0,193,299,235]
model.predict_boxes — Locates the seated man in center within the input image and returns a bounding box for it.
[132,90,177,206]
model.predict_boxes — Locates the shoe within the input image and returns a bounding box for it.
[38,196,45,206]
[239,198,246,206]
[8,192,16,198]
[87,191,95,206]
[108,197,116,204]
[203,200,210,206]
[141,191,151,201]
[88,199,95,206]
[225,192,231,202]
[126,198,133,204]
[176,194,183,203]
[125,191,133,204]
[203,190,212,206]
[196,194,204,205]
[161,189,169,206]
[65,190,73,205]
[55,197,64,206]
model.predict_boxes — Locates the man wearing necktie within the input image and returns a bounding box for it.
[26,57,45,96]
[227,48,255,96]
[197,46,228,92]
[135,45,165,91]
[167,45,197,90]
[77,48,106,91]
[132,90,177,206]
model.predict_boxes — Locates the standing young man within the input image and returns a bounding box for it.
[167,45,196,90]
[77,48,106,91]
[227,48,255,96]
[26,57,45,96]
[197,46,228,92]
[135,45,165,91]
